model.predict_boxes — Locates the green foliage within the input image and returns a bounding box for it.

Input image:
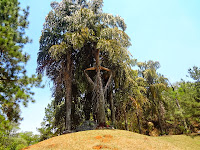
[177,81,200,125]
[0,0,43,123]
[38,0,200,138]
[37,0,132,133]
[19,131,39,146]
[37,101,56,141]
[188,66,200,82]
[0,114,40,150]
[188,66,200,102]
[0,0,43,148]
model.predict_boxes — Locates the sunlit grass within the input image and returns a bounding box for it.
[157,134,200,150]
[23,130,200,150]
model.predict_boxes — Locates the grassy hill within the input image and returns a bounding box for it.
[22,129,200,150]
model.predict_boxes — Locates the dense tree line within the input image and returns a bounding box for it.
[37,0,200,140]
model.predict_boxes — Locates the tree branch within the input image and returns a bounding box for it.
[100,66,111,72]
[85,67,96,71]
[104,72,112,94]
[84,70,95,88]
[0,77,17,81]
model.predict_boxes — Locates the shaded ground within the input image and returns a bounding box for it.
[22,130,200,150]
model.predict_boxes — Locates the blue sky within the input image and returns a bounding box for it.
[19,0,200,134]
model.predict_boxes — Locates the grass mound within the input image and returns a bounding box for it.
[23,129,200,150]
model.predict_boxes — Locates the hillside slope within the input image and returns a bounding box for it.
[23,130,200,150]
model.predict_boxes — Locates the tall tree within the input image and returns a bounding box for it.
[138,60,168,134]
[188,66,200,82]
[37,0,89,132]
[176,80,200,132]
[0,0,42,148]
[188,66,200,102]
[0,0,42,122]
[37,0,131,130]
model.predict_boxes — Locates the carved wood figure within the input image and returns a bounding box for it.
[84,49,112,126]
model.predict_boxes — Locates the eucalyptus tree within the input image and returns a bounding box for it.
[37,0,89,131]
[37,0,132,131]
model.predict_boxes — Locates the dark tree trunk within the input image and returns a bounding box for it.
[157,102,163,135]
[123,107,128,130]
[84,92,92,120]
[95,49,106,125]
[64,51,72,131]
[152,95,164,135]
[136,110,142,134]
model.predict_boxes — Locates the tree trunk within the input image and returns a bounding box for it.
[123,107,128,130]
[95,49,106,125]
[84,92,92,120]
[108,89,115,126]
[172,86,188,132]
[64,51,72,131]
[175,98,188,132]
[136,110,142,134]
[157,102,163,135]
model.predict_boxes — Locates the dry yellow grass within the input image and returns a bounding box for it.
[22,129,200,150]
[157,134,200,150]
